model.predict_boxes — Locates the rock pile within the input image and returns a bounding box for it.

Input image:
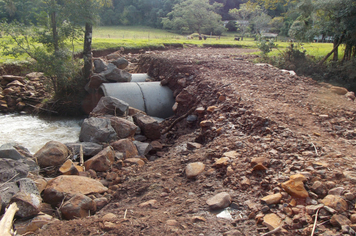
[0,92,165,234]
[87,55,132,90]
[0,73,48,113]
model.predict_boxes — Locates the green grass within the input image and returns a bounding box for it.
[0,25,337,63]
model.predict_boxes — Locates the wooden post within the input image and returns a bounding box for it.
[0,203,19,236]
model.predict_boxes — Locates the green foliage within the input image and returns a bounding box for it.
[34,49,82,94]
[256,39,277,55]
[162,0,225,35]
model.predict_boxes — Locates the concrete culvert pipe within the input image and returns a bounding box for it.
[131,73,152,82]
[100,82,175,119]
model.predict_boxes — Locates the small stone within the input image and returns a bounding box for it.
[261,193,282,205]
[139,199,158,208]
[124,158,145,167]
[311,181,328,198]
[166,219,179,226]
[328,187,345,196]
[321,195,348,212]
[252,163,268,171]
[263,213,282,231]
[195,107,205,114]
[350,214,356,224]
[330,214,351,228]
[185,162,205,178]
[207,106,218,112]
[102,213,117,222]
[330,86,348,95]
[94,197,109,211]
[223,151,240,159]
[103,222,118,231]
[187,142,202,150]
[214,157,230,166]
[206,192,231,210]
[200,120,214,127]
[305,204,324,215]
[344,171,356,183]
[345,192,355,201]
[191,216,206,222]
[281,174,309,198]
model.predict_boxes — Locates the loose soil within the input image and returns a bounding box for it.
[37,47,356,236]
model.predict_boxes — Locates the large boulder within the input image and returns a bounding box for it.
[79,117,117,143]
[111,139,138,158]
[60,194,96,220]
[0,143,29,160]
[102,63,132,82]
[88,74,109,89]
[93,58,107,73]
[91,96,129,117]
[84,146,115,172]
[33,141,69,168]
[110,117,138,139]
[10,191,42,218]
[0,158,38,183]
[0,182,19,212]
[133,114,161,140]
[133,141,152,156]
[43,175,108,206]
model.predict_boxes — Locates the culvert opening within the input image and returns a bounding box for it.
[98,74,175,119]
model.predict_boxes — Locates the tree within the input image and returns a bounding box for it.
[229,3,257,40]
[290,0,356,63]
[162,0,225,35]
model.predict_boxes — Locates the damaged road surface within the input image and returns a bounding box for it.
[8,47,356,235]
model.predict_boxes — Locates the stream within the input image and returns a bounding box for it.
[0,114,82,154]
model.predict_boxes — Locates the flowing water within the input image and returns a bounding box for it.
[0,114,82,154]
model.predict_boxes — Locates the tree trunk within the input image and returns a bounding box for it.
[83,22,93,80]
[332,38,338,61]
[318,32,344,66]
[51,11,58,52]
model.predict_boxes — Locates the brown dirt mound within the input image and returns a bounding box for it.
[37,47,356,236]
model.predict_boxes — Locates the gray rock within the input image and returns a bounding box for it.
[110,57,129,69]
[133,141,152,156]
[91,96,129,117]
[0,182,19,212]
[33,141,69,168]
[0,158,33,183]
[17,178,40,196]
[103,63,132,82]
[79,117,117,143]
[0,143,26,160]
[66,142,103,158]
[93,58,107,73]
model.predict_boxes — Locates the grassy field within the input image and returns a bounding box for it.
[0,25,335,63]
